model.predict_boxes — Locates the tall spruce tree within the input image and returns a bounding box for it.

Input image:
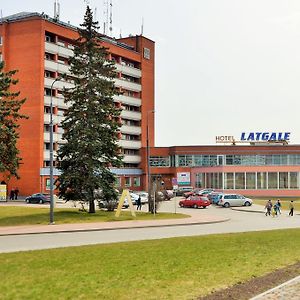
[0,60,27,179]
[56,6,123,213]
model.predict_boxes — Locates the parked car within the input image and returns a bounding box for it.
[207,192,224,204]
[25,193,50,204]
[176,186,194,196]
[98,199,129,209]
[135,192,149,204]
[218,194,253,208]
[179,196,211,209]
[183,188,215,198]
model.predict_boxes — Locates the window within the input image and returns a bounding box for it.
[115,177,121,187]
[133,177,140,187]
[246,173,256,189]
[45,35,51,42]
[0,36,2,45]
[143,47,150,59]
[44,143,50,150]
[235,173,245,189]
[257,172,267,189]
[268,172,278,189]
[224,173,234,189]
[44,106,51,114]
[279,172,288,189]
[125,177,131,187]
[290,172,298,189]
[44,125,50,132]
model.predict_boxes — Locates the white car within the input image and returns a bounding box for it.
[130,192,149,204]
[218,194,252,208]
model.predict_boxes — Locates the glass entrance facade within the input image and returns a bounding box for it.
[195,171,300,190]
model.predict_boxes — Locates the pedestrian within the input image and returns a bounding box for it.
[14,187,19,200]
[136,195,142,210]
[9,188,15,200]
[289,201,294,216]
[273,203,278,217]
[265,199,272,216]
[276,199,281,214]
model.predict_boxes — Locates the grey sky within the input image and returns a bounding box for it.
[2,1,300,146]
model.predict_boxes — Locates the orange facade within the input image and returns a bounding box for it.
[0,13,155,196]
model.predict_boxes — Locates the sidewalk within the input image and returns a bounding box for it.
[251,275,300,299]
[0,212,229,236]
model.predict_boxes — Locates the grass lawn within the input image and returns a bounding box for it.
[0,229,300,299]
[253,197,300,211]
[0,206,188,227]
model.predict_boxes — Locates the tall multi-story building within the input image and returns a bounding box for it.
[0,12,155,195]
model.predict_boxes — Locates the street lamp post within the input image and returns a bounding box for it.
[49,77,60,225]
[146,110,155,213]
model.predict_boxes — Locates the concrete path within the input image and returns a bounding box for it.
[251,275,300,300]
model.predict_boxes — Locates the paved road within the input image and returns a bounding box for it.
[0,200,299,253]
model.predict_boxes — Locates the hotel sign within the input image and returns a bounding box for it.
[216,132,291,143]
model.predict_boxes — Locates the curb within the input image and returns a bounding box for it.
[250,275,300,299]
[0,218,230,237]
[231,207,265,214]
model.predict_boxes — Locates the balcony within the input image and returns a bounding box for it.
[121,125,141,135]
[121,110,141,121]
[44,132,63,143]
[118,139,141,149]
[44,114,64,125]
[44,59,71,74]
[43,150,59,161]
[44,77,74,90]
[45,41,74,58]
[115,63,141,78]
[115,94,141,107]
[44,95,69,109]
[114,78,142,92]
[123,154,141,164]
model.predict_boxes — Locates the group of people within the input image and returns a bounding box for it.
[265,199,294,217]
[9,187,19,200]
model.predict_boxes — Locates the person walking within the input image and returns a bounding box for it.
[276,199,281,215]
[265,199,272,216]
[289,200,294,216]
[136,195,142,210]
[14,187,19,200]
[9,188,15,200]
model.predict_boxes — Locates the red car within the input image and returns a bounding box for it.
[179,196,211,209]
[183,189,215,198]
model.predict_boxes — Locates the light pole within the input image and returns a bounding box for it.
[49,76,60,225]
[146,110,155,213]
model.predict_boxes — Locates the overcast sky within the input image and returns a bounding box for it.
[2,1,300,146]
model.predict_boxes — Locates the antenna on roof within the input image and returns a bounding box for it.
[54,0,60,20]
[103,0,108,35]
[109,0,113,37]
[141,17,144,35]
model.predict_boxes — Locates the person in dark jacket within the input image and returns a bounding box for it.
[136,195,142,210]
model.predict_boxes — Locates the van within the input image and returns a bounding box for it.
[218,194,252,208]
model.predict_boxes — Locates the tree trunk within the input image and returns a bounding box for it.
[89,199,95,213]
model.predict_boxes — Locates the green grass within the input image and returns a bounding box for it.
[0,229,300,299]
[253,197,300,211]
[0,206,188,226]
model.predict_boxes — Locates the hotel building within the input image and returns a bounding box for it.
[0,12,155,195]
[145,144,300,197]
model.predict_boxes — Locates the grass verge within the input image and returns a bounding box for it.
[0,206,188,226]
[0,229,300,299]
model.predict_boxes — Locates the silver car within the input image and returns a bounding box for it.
[218,194,252,208]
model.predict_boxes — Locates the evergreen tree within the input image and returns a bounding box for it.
[0,60,27,179]
[56,6,123,213]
